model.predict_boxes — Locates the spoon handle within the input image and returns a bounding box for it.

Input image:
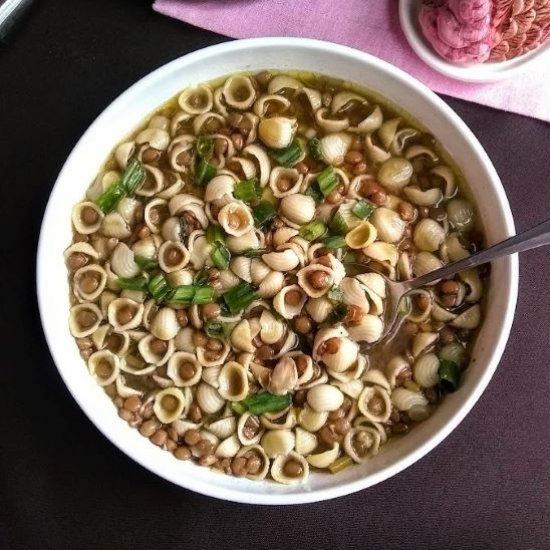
[409,217,550,288]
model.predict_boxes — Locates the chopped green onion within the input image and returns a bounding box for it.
[317,166,337,197]
[194,269,209,287]
[329,456,353,474]
[148,273,174,303]
[299,221,326,242]
[170,285,215,305]
[305,182,323,203]
[328,287,345,302]
[322,235,346,249]
[239,392,292,415]
[96,182,126,213]
[204,320,230,340]
[196,136,214,159]
[242,248,267,258]
[117,277,149,292]
[342,250,357,263]
[326,302,348,324]
[221,282,258,314]
[329,212,349,235]
[210,243,231,270]
[121,158,145,195]
[231,402,247,415]
[252,201,276,229]
[269,142,302,167]
[193,286,216,304]
[352,200,374,220]
[195,158,216,186]
[206,224,226,245]
[308,137,322,161]
[169,285,195,304]
[96,159,145,213]
[438,359,461,392]
[135,255,158,272]
[234,178,262,201]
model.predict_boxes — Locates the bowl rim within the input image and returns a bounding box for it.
[36,36,518,505]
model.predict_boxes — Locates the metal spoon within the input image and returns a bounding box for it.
[345,217,550,348]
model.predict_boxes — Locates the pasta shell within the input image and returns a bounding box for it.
[306,384,344,412]
[150,308,179,341]
[307,442,340,469]
[413,353,440,388]
[260,429,295,459]
[294,427,318,456]
[357,385,392,422]
[138,334,174,366]
[178,85,213,114]
[217,362,249,402]
[72,202,104,235]
[273,285,307,319]
[279,194,316,225]
[391,387,428,411]
[344,427,381,463]
[111,243,140,278]
[195,383,225,414]
[166,351,202,387]
[108,298,144,331]
[270,452,309,485]
[88,350,119,386]
[218,201,254,237]
[153,387,185,423]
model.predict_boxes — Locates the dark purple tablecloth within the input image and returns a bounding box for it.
[1,1,549,548]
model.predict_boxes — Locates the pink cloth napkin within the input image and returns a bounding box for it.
[153,0,550,122]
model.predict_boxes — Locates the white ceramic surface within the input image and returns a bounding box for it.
[399,0,550,82]
[37,37,518,505]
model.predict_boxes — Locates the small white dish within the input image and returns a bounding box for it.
[37,37,518,505]
[399,0,550,82]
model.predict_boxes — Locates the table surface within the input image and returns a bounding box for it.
[1,1,549,548]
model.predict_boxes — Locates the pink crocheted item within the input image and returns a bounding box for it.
[419,0,550,63]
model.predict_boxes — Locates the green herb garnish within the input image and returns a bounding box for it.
[210,243,231,270]
[196,136,214,159]
[204,320,230,340]
[352,200,374,220]
[328,212,349,235]
[322,235,346,249]
[438,359,461,392]
[299,221,326,242]
[238,392,292,415]
[117,276,149,292]
[206,224,226,245]
[317,166,337,197]
[252,201,276,229]
[96,159,145,213]
[307,137,322,161]
[195,158,216,186]
[135,255,158,272]
[170,285,215,305]
[242,248,267,258]
[234,178,262,202]
[328,287,345,302]
[269,142,302,167]
[326,302,348,324]
[221,282,258,314]
[148,273,174,303]
[305,182,323,203]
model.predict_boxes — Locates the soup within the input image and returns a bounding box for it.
[65,71,485,484]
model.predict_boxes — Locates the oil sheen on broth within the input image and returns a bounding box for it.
[65,70,486,484]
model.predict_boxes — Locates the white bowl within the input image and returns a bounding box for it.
[37,37,518,505]
[399,0,550,82]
